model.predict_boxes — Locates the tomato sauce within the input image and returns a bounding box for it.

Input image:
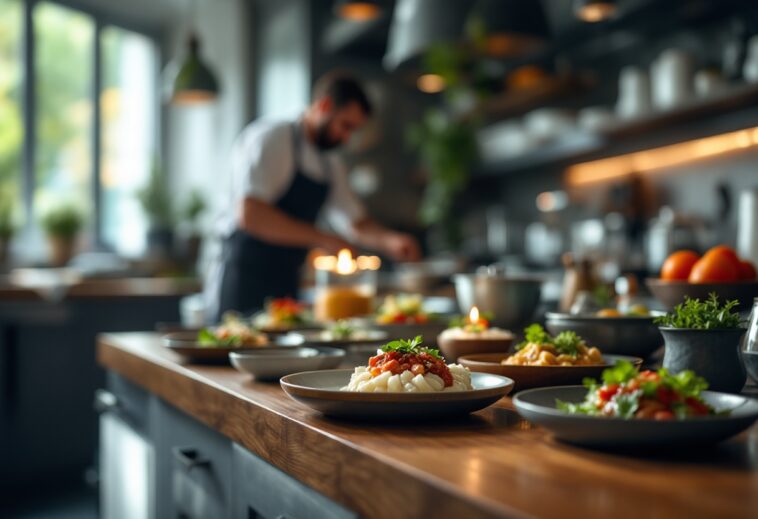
[368,351,453,387]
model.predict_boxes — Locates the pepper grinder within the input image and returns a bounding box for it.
[560,253,596,313]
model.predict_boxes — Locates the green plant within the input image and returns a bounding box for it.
[0,190,15,240]
[654,293,743,329]
[137,161,174,229]
[515,323,585,356]
[181,189,206,233]
[380,336,442,359]
[41,204,83,239]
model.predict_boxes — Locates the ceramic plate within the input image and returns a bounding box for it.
[348,317,449,346]
[280,329,388,348]
[458,353,643,391]
[230,347,345,381]
[280,369,513,419]
[162,331,274,363]
[514,386,758,447]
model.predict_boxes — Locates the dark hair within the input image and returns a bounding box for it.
[312,71,372,116]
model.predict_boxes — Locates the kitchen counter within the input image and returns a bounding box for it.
[97,332,758,519]
[0,275,200,301]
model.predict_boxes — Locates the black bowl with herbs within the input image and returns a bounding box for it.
[655,293,747,393]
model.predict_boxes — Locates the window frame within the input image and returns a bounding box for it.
[19,0,163,251]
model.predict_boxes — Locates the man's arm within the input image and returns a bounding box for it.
[239,197,352,253]
[351,218,422,262]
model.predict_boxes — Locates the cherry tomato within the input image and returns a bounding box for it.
[597,384,620,402]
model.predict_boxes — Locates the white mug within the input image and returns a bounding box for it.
[651,49,693,109]
[616,66,652,119]
[744,35,758,83]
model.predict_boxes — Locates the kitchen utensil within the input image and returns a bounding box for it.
[458,353,642,391]
[514,386,758,448]
[545,312,664,358]
[651,49,694,110]
[616,66,652,119]
[453,269,542,328]
[280,369,513,419]
[229,347,345,381]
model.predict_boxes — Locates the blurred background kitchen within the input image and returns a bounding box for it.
[2,0,758,516]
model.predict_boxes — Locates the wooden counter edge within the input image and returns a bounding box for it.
[96,334,530,519]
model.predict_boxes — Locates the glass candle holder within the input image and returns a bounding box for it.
[314,268,377,322]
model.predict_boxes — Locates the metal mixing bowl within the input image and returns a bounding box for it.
[545,312,664,358]
[453,274,542,329]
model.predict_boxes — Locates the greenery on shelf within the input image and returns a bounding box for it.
[41,204,84,239]
[0,189,15,240]
[137,161,174,230]
[181,189,207,234]
[654,293,743,329]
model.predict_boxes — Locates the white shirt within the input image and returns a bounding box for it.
[221,118,366,237]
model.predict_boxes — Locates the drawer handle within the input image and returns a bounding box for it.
[172,447,211,472]
[94,389,120,413]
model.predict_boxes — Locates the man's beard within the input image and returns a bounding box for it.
[313,120,340,151]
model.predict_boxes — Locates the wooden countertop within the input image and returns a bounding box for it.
[0,277,200,301]
[97,333,758,519]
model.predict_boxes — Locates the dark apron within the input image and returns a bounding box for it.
[216,123,331,319]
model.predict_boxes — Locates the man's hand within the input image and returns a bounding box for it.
[382,232,422,262]
[320,233,355,255]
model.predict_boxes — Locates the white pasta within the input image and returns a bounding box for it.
[341,364,474,393]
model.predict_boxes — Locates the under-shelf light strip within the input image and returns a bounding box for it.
[566,127,758,186]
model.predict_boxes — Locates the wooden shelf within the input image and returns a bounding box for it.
[477,82,758,176]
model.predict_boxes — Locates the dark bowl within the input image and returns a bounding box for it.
[545,312,663,358]
[646,278,758,310]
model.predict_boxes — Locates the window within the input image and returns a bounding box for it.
[3,0,159,258]
[34,2,94,219]
[100,27,158,255]
[0,0,22,216]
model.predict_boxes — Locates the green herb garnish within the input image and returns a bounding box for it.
[328,320,354,340]
[197,328,243,347]
[516,324,585,357]
[380,335,442,359]
[654,293,743,329]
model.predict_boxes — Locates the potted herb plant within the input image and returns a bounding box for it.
[180,189,206,266]
[41,204,84,267]
[0,192,15,264]
[138,161,175,257]
[655,293,746,393]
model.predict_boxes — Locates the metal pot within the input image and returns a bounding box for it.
[453,271,542,329]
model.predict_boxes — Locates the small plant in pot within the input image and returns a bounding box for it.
[138,161,175,257]
[655,293,746,393]
[41,204,84,267]
[0,192,15,264]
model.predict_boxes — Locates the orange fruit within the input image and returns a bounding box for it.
[660,250,700,281]
[703,245,741,272]
[738,260,757,280]
[688,253,739,283]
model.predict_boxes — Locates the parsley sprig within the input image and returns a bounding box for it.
[516,324,585,357]
[654,293,743,329]
[380,335,442,359]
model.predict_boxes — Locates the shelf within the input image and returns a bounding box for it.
[477,82,758,177]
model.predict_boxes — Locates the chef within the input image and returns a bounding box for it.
[209,72,421,320]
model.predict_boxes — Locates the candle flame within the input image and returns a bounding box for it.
[336,248,357,275]
[469,306,480,324]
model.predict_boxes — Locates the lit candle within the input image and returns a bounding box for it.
[464,306,488,332]
[313,249,379,322]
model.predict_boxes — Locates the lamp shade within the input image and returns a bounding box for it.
[166,34,219,105]
[467,0,550,57]
[574,0,617,22]
[383,0,470,70]
[335,0,383,21]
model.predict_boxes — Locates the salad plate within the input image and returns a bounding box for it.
[459,353,643,391]
[163,329,271,363]
[514,386,758,447]
[280,369,513,419]
[230,347,345,381]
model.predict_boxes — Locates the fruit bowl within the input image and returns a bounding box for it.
[645,278,758,310]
